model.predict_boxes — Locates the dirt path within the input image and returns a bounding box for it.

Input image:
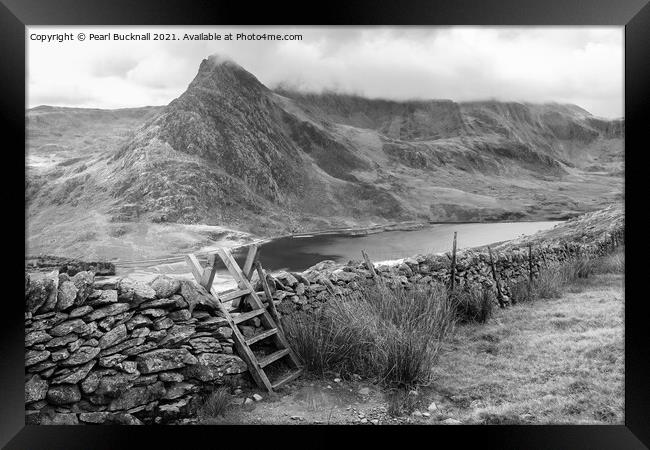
[203,378,398,425]
[200,273,624,425]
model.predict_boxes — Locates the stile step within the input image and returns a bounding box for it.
[271,369,303,390]
[258,348,290,368]
[186,248,303,393]
[220,288,252,302]
[233,308,265,325]
[245,328,278,345]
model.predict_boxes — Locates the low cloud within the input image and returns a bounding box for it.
[27,26,623,118]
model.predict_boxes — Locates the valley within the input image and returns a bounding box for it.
[26,55,624,261]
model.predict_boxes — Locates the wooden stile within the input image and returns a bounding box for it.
[185,245,302,392]
[242,245,258,281]
[255,260,283,334]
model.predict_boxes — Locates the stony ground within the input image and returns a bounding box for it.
[199,272,623,425]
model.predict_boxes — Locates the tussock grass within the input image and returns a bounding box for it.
[510,245,624,303]
[283,282,457,389]
[282,245,624,421]
[561,256,596,281]
[509,279,533,303]
[533,268,565,299]
[593,246,624,274]
[194,387,231,420]
[450,285,494,324]
[280,309,364,378]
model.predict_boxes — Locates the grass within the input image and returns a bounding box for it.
[282,282,457,390]
[430,271,624,424]
[280,245,624,422]
[510,246,624,303]
[428,246,624,424]
[450,285,494,324]
[193,387,232,422]
[593,247,624,275]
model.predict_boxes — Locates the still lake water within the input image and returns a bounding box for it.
[120,220,562,287]
[235,221,562,272]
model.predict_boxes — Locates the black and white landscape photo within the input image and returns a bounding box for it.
[25,26,624,425]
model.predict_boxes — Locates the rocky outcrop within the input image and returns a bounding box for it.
[24,274,246,425]
[106,58,622,227]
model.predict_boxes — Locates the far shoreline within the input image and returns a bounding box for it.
[26,215,574,267]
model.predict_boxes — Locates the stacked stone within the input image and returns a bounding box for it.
[264,219,624,318]
[25,255,116,276]
[252,270,319,317]
[25,272,246,425]
[24,212,624,424]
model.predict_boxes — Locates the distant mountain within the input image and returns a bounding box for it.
[26,55,623,258]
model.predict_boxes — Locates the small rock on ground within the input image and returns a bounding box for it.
[442,418,462,425]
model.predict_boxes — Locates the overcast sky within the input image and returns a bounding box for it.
[27,26,623,118]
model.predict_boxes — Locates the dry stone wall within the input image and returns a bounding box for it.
[25,255,116,276]
[25,273,247,425]
[259,222,624,317]
[24,206,623,425]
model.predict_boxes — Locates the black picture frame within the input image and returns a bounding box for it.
[3,0,648,448]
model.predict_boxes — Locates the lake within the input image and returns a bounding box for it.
[119,220,562,288]
[235,221,562,272]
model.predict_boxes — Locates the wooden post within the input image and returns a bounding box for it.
[488,246,505,307]
[361,249,378,281]
[254,260,283,334]
[450,232,457,292]
[242,245,258,281]
[528,243,533,301]
[199,257,219,291]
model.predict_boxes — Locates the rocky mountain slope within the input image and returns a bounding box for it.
[26,55,623,259]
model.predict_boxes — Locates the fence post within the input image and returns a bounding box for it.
[254,261,283,334]
[361,249,378,282]
[450,232,457,292]
[528,243,533,301]
[488,246,505,308]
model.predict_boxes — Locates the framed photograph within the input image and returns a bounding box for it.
[3,0,648,448]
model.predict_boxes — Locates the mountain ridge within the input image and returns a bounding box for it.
[26,55,624,259]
